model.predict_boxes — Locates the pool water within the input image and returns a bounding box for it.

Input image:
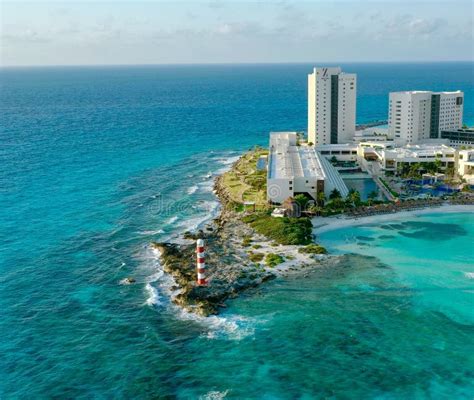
[343,176,381,200]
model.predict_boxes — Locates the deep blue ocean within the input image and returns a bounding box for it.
[1,63,473,399]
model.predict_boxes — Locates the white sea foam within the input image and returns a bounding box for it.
[145,283,160,306]
[464,272,474,279]
[198,180,214,192]
[178,201,220,232]
[175,307,257,341]
[216,155,240,166]
[166,216,179,225]
[187,185,199,195]
[137,229,164,235]
[200,390,229,400]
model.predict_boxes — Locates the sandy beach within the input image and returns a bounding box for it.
[312,204,474,235]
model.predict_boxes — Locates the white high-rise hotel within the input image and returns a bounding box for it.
[308,67,356,145]
[388,91,464,144]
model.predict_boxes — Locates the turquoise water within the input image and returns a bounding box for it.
[318,212,474,325]
[1,63,474,398]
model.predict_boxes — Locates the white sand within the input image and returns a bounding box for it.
[312,204,474,235]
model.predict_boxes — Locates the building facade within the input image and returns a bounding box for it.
[308,67,356,146]
[267,132,349,204]
[388,91,463,145]
[441,128,474,147]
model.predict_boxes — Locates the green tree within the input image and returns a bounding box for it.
[330,197,345,210]
[367,190,378,205]
[317,191,326,207]
[330,155,338,164]
[329,188,342,200]
[294,194,310,210]
[347,188,361,206]
[408,163,422,179]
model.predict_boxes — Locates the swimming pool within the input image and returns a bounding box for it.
[342,174,381,200]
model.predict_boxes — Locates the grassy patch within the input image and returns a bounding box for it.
[242,236,252,247]
[220,148,269,207]
[242,213,313,245]
[298,244,327,254]
[247,252,264,262]
[265,253,284,268]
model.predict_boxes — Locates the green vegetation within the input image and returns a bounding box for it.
[265,253,284,268]
[252,244,262,249]
[329,188,342,200]
[220,147,269,208]
[242,213,313,245]
[298,244,327,254]
[247,252,264,262]
[242,236,252,247]
[379,178,399,198]
[294,193,310,209]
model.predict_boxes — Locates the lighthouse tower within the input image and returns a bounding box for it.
[196,239,207,286]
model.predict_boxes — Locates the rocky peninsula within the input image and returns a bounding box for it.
[151,148,332,316]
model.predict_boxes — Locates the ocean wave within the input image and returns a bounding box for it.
[187,185,199,195]
[464,272,474,279]
[176,308,257,341]
[216,155,240,166]
[166,216,179,224]
[137,229,164,235]
[145,283,160,306]
[178,201,220,232]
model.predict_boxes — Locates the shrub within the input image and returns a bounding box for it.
[242,213,312,245]
[265,253,284,268]
[248,252,264,262]
[242,236,252,247]
[252,244,262,249]
[298,244,328,254]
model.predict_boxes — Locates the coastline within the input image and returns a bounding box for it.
[313,204,474,235]
[150,149,474,316]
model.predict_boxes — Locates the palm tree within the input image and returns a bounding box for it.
[329,188,342,200]
[317,191,326,207]
[347,188,361,206]
[367,190,378,205]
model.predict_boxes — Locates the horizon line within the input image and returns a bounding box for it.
[1,60,473,69]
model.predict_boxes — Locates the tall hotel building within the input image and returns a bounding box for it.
[308,67,357,145]
[388,91,464,144]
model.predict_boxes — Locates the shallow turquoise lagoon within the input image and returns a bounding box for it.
[318,212,474,325]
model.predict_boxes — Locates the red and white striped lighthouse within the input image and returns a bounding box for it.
[196,239,207,286]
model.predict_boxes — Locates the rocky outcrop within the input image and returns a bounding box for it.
[151,228,276,316]
[150,153,328,316]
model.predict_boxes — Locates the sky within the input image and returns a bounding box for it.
[0,0,473,66]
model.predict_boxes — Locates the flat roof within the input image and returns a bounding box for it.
[386,144,455,158]
[390,90,463,95]
[269,144,325,180]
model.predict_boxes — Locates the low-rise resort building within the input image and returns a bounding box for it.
[267,132,348,204]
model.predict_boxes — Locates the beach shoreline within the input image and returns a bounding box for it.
[312,204,474,235]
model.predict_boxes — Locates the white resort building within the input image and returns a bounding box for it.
[458,149,474,184]
[388,91,464,145]
[267,132,349,204]
[308,67,356,146]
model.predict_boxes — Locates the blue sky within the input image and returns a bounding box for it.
[1,0,472,66]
